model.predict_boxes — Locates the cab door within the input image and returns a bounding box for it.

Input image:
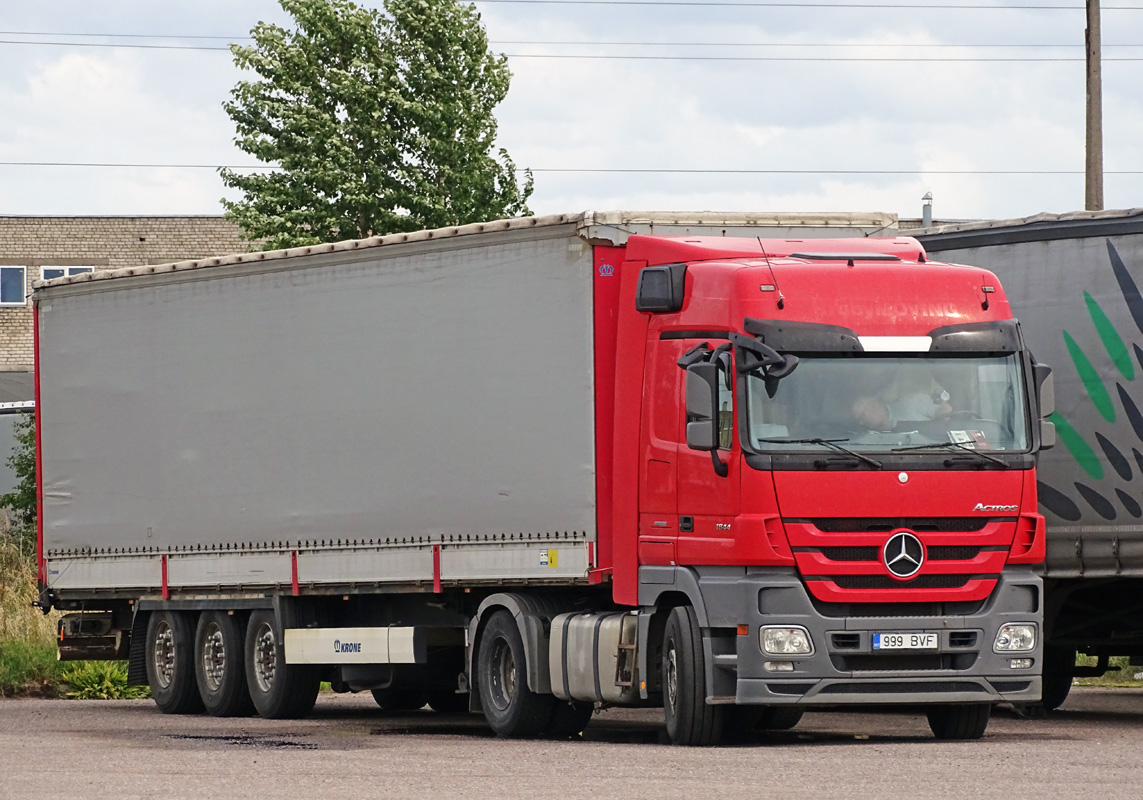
[638,337,683,566]
[674,340,742,564]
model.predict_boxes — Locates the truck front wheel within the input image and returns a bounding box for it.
[195,611,254,717]
[145,611,204,715]
[662,605,723,746]
[926,703,991,740]
[244,610,320,720]
[477,610,553,737]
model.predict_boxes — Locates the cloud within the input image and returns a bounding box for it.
[1,1,1141,221]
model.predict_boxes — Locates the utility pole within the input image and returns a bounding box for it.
[1086,0,1103,211]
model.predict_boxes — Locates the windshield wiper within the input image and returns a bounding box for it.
[757,437,883,469]
[892,440,1008,467]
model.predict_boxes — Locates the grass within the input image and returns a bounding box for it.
[1074,655,1143,689]
[60,661,149,700]
[1,523,146,699]
[0,523,65,697]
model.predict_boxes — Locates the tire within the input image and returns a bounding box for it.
[244,610,320,720]
[477,610,554,737]
[546,700,593,739]
[372,686,428,711]
[194,611,255,717]
[1041,647,1076,712]
[662,606,723,746]
[926,703,991,740]
[721,706,803,742]
[758,706,804,731]
[426,690,470,714]
[145,611,204,715]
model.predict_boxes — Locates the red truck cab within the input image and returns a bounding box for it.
[606,236,1050,742]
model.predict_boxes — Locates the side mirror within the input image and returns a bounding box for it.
[1039,419,1056,450]
[685,362,719,451]
[1034,363,1054,418]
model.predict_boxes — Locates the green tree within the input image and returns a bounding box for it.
[0,414,36,554]
[220,0,533,250]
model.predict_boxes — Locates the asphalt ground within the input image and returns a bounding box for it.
[2,688,1141,800]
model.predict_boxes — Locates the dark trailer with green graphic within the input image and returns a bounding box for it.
[918,209,1143,709]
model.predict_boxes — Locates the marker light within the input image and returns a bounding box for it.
[761,626,814,656]
[994,623,1037,652]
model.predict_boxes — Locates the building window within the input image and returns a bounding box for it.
[0,267,27,306]
[41,266,94,281]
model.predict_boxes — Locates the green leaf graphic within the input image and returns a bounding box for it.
[1084,291,1135,381]
[1064,330,1116,422]
[1049,411,1104,481]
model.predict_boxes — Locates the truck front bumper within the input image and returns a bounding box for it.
[641,565,1043,706]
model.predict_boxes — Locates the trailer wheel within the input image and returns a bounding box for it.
[477,610,553,737]
[662,605,723,746]
[194,611,254,717]
[371,686,428,711]
[1041,647,1076,712]
[546,700,593,739]
[926,703,991,740]
[145,611,204,715]
[244,610,319,720]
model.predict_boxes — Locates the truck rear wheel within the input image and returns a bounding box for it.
[244,610,320,720]
[145,611,204,715]
[195,611,254,717]
[926,703,991,740]
[477,610,553,737]
[662,605,723,746]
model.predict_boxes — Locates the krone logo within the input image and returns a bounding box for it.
[973,502,1018,512]
[882,531,925,579]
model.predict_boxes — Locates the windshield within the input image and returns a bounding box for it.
[746,354,1029,453]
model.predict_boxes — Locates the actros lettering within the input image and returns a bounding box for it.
[973,503,1018,512]
[333,639,363,654]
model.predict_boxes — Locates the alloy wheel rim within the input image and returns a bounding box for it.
[201,623,225,692]
[254,623,277,693]
[152,620,175,689]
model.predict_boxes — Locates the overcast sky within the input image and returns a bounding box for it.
[1,1,1142,222]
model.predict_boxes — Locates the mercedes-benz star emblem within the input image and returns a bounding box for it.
[883,531,925,579]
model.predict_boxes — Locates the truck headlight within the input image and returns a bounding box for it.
[761,626,814,656]
[993,623,1037,652]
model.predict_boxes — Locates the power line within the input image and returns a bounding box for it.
[473,0,1143,7]
[3,161,1143,175]
[0,31,246,40]
[6,39,1143,61]
[7,31,1143,47]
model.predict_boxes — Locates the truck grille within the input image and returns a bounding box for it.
[824,575,971,590]
[785,517,1017,604]
[806,517,994,533]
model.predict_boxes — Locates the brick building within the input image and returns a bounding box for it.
[0,216,253,372]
